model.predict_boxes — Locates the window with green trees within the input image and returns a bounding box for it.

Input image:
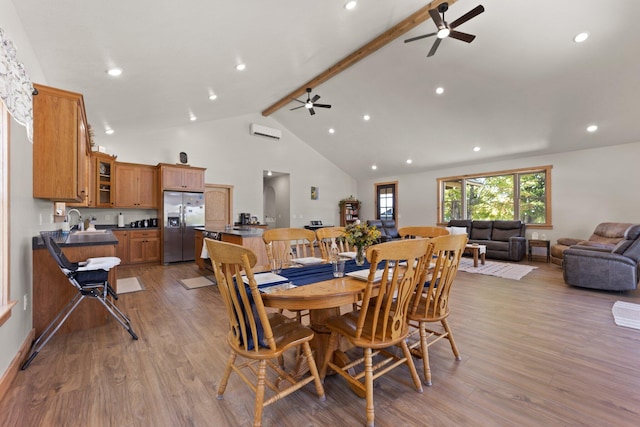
[438,166,551,227]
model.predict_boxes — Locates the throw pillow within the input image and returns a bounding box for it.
[446,226,467,235]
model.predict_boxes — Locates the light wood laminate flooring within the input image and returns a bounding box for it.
[1,261,640,426]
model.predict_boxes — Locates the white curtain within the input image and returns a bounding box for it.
[0,27,34,142]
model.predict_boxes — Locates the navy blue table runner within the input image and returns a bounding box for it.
[276,260,371,287]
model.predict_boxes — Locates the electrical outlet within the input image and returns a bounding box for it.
[23,293,28,311]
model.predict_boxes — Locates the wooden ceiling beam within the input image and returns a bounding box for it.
[261,0,456,117]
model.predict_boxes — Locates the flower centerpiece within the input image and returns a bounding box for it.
[345,222,382,266]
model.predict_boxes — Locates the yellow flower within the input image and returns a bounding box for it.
[345,223,381,248]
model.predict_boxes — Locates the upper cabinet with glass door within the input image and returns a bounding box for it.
[95,152,116,208]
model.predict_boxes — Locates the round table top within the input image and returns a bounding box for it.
[261,277,366,311]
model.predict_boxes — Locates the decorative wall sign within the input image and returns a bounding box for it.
[311,186,318,200]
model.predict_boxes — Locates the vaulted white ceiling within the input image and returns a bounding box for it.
[11,0,640,179]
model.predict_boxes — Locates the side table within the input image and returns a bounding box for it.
[528,239,550,263]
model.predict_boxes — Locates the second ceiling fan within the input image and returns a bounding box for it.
[290,88,331,116]
[404,2,485,57]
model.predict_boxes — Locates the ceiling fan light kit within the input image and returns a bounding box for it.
[404,2,485,57]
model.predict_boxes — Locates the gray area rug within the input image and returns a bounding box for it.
[457,258,537,280]
[612,301,640,330]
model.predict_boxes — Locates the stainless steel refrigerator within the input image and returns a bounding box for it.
[163,191,205,263]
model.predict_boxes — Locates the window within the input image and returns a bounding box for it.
[438,166,552,227]
[376,181,397,220]
[1,101,16,326]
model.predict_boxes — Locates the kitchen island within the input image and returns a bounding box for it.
[32,230,119,335]
[195,227,269,272]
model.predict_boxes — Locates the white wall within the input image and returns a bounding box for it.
[357,141,640,243]
[0,0,52,375]
[103,114,358,228]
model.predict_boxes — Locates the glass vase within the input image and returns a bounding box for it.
[355,245,366,266]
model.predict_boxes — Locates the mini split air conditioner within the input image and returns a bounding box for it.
[250,123,281,140]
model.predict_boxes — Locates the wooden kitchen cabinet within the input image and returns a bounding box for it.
[33,243,116,335]
[112,230,129,264]
[33,83,91,202]
[95,153,116,208]
[158,163,205,192]
[115,162,158,208]
[129,229,160,264]
[194,229,204,270]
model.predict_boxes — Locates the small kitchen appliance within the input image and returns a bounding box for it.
[240,213,251,225]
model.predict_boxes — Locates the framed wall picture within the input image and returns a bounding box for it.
[311,186,318,200]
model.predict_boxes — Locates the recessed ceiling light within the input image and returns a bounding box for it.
[371,165,377,170]
[236,63,246,71]
[586,124,598,132]
[267,170,272,176]
[435,87,444,95]
[209,93,217,100]
[106,67,123,77]
[345,1,357,10]
[574,32,589,43]
[473,146,481,152]
[189,114,197,122]
[406,159,412,164]
[328,128,335,134]
[105,128,114,135]
[363,114,370,121]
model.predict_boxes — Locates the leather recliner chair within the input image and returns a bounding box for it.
[563,224,640,291]
[550,222,633,266]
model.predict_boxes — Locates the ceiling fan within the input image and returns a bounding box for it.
[404,2,485,57]
[290,88,331,116]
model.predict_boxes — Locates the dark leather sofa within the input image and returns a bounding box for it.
[563,224,640,291]
[367,219,400,243]
[447,219,527,261]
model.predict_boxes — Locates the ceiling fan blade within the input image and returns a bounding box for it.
[290,105,305,111]
[309,108,316,116]
[314,103,331,109]
[427,38,442,57]
[429,8,443,28]
[292,98,305,104]
[311,94,321,103]
[404,32,437,43]
[449,30,476,43]
[450,5,485,29]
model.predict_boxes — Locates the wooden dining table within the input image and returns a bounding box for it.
[260,261,369,380]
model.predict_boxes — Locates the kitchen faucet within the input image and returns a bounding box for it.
[66,209,84,231]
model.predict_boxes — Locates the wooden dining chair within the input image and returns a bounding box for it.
[319,239,433,427]
[263,228,317,322]
[398,225,450,239]
[407,233,467,386]
[315,226,351,259]
[205,238,325,427]
[263,228,317,265]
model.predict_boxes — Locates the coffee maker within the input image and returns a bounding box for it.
[240,213,251,225]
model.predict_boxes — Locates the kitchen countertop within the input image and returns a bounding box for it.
[33,230,119,249]
[94,224,160,231]
[195,226,264,237]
